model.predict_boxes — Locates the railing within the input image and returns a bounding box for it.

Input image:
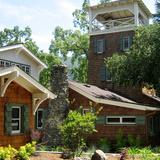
[91,17,135,32]
[0,59,31,75]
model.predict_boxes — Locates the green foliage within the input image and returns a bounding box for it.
[115,129,127,151]
[98,138,111,153]
[60,110,96,157]
[17,141,36,160]
[49,26,89,83]
[154,0,160,23]
[0,145,17,160]
[127,134,141,148]
[106,24,160,93]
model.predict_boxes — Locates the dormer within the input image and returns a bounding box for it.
[88,0,152,35]
[0,44,47,81]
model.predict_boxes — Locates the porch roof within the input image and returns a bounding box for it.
[69,81,160,111]
[0,66,56,114]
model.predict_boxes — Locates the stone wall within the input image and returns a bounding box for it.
[43,65,69,146]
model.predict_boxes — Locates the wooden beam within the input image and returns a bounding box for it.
[0,71,19,97]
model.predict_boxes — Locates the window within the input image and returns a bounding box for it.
[120,36,132,51]
[36,109,43,129]
[11,107,21,134]
[0,59,31,75]
[83,109,91,114]
[97,40,104,54]
[106,116,136,125]
[100,66,111,81]
[123,37,130,50]
[94,39,106,54]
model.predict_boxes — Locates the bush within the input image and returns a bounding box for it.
[0,145,17,160]
[60,110,97,157]
[98,138,110,153]
[115,129,127,151]
[17,141,36,160]
[127,134,141,147]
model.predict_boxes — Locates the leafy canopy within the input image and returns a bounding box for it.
[49,0,108,83]
[106,24,160,92]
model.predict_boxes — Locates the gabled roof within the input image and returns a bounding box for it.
[69,81,160,111]
[89,0,152,18]
[0,44,47,69]
[0,66,56,114]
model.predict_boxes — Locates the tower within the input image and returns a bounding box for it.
[87,0,152,89]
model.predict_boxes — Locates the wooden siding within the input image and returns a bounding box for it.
[0,82,49,148]
[69,88,152,144]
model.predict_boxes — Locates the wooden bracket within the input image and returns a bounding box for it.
[0,71,19,97]
[32,93,49,115]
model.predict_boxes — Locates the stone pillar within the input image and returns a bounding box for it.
[43,65,69,146]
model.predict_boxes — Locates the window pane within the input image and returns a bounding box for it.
[122,117,136,123]
[123,37,129,49]
[12,120,20,131]
[107,117,120,123]
[12,108,19,118]
[38,110,43,128]
[97,40,104,53]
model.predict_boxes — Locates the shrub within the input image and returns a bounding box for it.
[127,134,141,147]
[17,141,36,160]
[60,110,97,157]
[115,129,127,151]
[0,145,17,160]
[98,138,111,153]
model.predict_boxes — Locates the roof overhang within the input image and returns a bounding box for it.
[0,66,56,114]
[69,82,160,111]
[88,0,152,18]
[0,44,47,69]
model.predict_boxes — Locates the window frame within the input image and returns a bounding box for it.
[97,39,104,54]
[106,116,136,125]
[36,109,43,129]
[11,106,21,134]
[83,108,91,115]
[122,36,130,51]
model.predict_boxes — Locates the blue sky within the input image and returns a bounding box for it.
[0,0,155,52]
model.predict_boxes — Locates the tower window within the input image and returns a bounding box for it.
[120,36,132,51]
[94,39,106,54]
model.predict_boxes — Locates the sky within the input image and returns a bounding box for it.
[0,0,156,52]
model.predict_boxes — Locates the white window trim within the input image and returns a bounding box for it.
[106,116,136,125]
[37,109,43,129]
[97,39,104,54]
[123,36,130,51]
[11,106,21,134]
[83,108,91,115]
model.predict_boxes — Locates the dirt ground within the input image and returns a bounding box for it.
[30,153,142,160]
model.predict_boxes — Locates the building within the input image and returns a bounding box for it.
[69,81,160,145]
[87,0,152,89]
[0,44,56,147]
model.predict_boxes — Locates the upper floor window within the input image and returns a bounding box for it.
[0,59,31,75]
[100,66,111,81]
[120,35,133,51]
[94,39,106,54]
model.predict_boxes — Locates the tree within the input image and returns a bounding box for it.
[60,110,96,157]
[49,27,89,82]
[154,0,160,22]
[50,0,106,83]
[105,24,160,93]
[0,26,61,88]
